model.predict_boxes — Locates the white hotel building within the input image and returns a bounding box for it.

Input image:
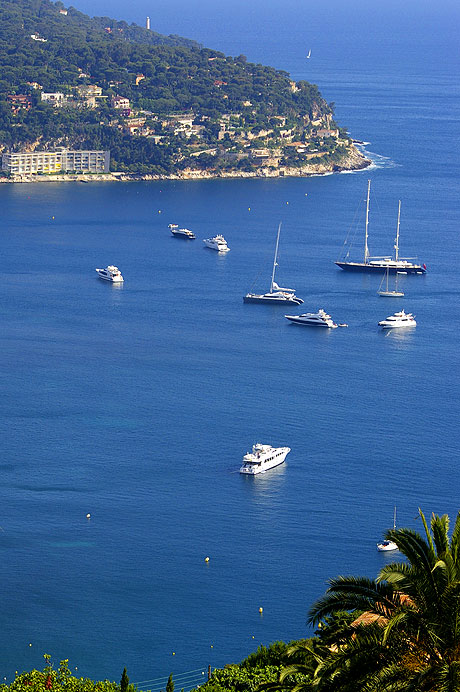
[2,149,110,175]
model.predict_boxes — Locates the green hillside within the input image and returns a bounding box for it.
[0,0,364,176]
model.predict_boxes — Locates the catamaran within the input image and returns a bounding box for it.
[243,223,303,305]
[335,181,426,274]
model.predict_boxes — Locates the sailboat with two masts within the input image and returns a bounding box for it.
[243,223,303,305]
[335,180,426,274]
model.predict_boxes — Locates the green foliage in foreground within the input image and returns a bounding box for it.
[7,510,460,692]
[0,657,124,692]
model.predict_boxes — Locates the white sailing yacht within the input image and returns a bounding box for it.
[377,507,399,552]
[243,223,303,305]
[378,202,405,296]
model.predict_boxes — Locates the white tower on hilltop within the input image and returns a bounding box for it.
[146,16,150,30]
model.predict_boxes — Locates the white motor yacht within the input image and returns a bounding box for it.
[378,309,416,329]
[203,235,230,252]
[285,309,338,328]
[169,224,196,239]
[240,444,290,475]
[96,265,124,282]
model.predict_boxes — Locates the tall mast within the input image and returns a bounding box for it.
[364,179,370,264]
[270,222,282,292]
[394,200,401,262]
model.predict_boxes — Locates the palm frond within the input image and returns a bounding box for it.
[450,512,460,578]
[431,513,450,557]
[307,577,394,625]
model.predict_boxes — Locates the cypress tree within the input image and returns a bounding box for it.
[120,668,129,692]
[166,673,174,692]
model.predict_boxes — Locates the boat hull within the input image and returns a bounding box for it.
[335,261,425,275]
[243,295,303,305]
[377,541,398,552]
[96,272,123,282]
[240,447,290,475]
[171,231,195,239]
[285,316,337,328]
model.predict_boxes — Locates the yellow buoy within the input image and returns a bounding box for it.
[248,207,251,211]
[259,607,263,613]
[252,636,255,639]
[86,513,91,519]
[158,210,162,213]
[52,216,55,219]
[210,645,213,648]
[29,643,32,647]
[172,652,175,656]
[205,556,210,562]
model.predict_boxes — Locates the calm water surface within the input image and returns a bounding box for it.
[1,0,459,684]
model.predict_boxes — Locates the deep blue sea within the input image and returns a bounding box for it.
[1,0,460,686]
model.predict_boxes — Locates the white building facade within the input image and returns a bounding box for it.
[2,150,110,175]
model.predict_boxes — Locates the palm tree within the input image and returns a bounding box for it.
[286,510,460,691]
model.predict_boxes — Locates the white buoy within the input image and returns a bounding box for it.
[86,513,91,519]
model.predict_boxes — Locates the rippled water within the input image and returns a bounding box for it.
[0,0,459,683]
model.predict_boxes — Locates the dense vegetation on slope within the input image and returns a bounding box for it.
[0,0,355,175]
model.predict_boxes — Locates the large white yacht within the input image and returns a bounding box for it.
[240,443,290,475]
[203,235,230,252]
[169,224,196,239]
[96,265,124,282]
[378,309,416,329]
[284,309,338,328]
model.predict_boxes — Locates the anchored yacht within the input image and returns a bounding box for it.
[96,265,124,282]
[244,222,303,305]
[335,181,426,274]
[285,309,338,328]
[240,443,290,475]
[203,235,230,252]
[169,224,196,239]
[378,309,416,329]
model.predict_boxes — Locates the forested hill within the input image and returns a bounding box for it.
[0,0,325,115]
[0,0,364,177]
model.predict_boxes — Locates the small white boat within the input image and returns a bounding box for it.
[378,267,405,297]
[169,224,196,239]
[203,235,230,252]
[378,309,416,329]
[377,507,399,552]
[244,222,303,305]
[378,204,405,296]
[240,443,290,475]
[95,265,124,282]
[285,309,338,328]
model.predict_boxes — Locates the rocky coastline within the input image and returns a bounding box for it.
[0,146,370,185]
